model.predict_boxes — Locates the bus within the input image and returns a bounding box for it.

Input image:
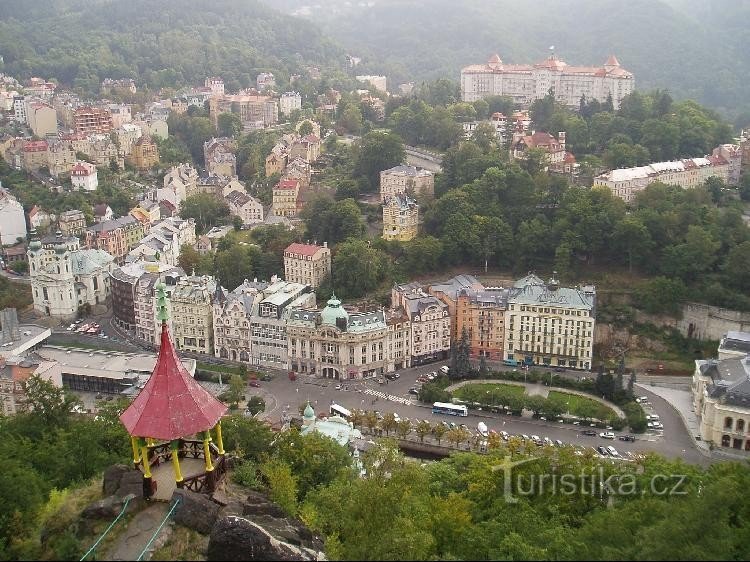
[432,402,468,417]
[330,403,352,420]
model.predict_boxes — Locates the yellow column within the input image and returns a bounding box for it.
[130,436,141,463]
[170,440,183,482]
[215,421,225,455]
[139,438,152,478]
[203,431,214,472]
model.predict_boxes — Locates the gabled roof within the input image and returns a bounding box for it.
[284,242,325,257]
[119,314,227,440]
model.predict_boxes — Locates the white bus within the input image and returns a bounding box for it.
[432,402,468,417]
[330,403,352,420]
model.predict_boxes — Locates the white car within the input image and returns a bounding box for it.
[599,432,615,439]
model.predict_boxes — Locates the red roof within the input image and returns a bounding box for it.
[119,322,227,440]
[23,140,48,152]
[285,242,325,257]
[276,179,299,190]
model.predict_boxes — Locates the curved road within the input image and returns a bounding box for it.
[251,362,712,467]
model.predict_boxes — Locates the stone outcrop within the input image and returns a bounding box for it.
[102,463,145,498]
[81,494,133,520]
[207,516,324,561]
[171,489,221,535]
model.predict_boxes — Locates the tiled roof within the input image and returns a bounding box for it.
[284,242,325,257]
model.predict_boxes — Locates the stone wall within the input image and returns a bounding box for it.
[677,302,750,341]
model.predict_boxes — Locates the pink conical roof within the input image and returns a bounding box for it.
[119,322,228,440]
[605,54,620,67]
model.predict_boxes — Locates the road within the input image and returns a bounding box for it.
[251,361,711,466]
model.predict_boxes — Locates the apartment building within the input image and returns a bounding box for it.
[279,92,302,116]
[283,242,331,289]
[382,193,419,241]
[456,287,510,361]
[392,283,451,365]
[70,161,98,191]
[380,165,435,202]
[74,106,113,135]
[127,135,159,170]
[85,216,146,264]
[225,190,264,226]
[170,275,217,355]
[58,210,86,237]
[505,274,596,370]
[27,101,58,137]
[272,179,300,217]
[0,189,27,245]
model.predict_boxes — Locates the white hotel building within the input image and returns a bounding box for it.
[461,53,634,109]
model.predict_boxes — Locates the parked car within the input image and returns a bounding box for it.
[249,380,260,388]
[607,446,620,457]
[555,439,564,447]
[600,432,616,439]
[500,431,509,441]
[618,435,636,442]
[521,434,530,441]
[582,429,597,436]
[597,446,609,456]
[408,388,420,395]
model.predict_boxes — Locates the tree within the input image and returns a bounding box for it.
[226,374,245,407]
[246,396,265,416]
[9,260,28,274]
[478,355,489,378]
[179,193,230,231]
[259,459,298,516]
[723,241,750,292]
[353,131,405,192]
[221,415,274,461]
[232,214,243,231]
[332,239,390,299]
[415,420,432,443]
[454,328,472,379]
[431,423,447,445]
[396,419,412,440]
[381,412,398,436]
[22,374,81,427]
[217,112,242,138]
[298,120,314,136]
[612,216,653,273]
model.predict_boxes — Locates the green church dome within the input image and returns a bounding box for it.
[320,294,348,328]
[303,402,315,420]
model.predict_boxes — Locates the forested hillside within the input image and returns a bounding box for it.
[0,0,345,93]
[269,0,750,125]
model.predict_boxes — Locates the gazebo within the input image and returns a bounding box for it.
[119,282,229,500]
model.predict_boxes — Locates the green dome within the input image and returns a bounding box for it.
[29,239,42,251]
[303,402,315,420]
[320,294,348,327]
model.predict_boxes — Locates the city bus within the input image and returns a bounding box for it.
[330,403,352,420]
[432,402,468,417]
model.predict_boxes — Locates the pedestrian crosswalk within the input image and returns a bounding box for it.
[363,387,414,406]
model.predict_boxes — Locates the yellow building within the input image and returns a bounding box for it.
[283,242,331,290]
[128,135,159,170]
[272,179,300,217]
[382,193,418,241]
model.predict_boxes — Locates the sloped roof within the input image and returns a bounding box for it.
[284,242,325,257]
[119,320,227,440]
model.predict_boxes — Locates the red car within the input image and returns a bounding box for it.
[249,379,260,388]
[288,371,297,381]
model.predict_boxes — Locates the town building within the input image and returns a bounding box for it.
[85,216,146,264]
[108,104,132,128]
[58,210,86,237]
[127,135,159,170]
[711,144,742,186]
[111,260,183,333]
[256,72,276,91]
[265,149,287,177]
[392,283,451,365]
[209,93,278,130]
[133,267,183,347]
[279,92,302,116]
[170,274,217,355]
[594,156,731,203]
[225,190,264,226]
[382,193,419,241]
[204,137,237,177]
[283,242,331,290]
[93,203,114,223]
[70,161,98,191]
[0,189,28,245]
[429,274,484,339]
[127,217,196,266]
[289,135,321,163]
[455,286,510,361]
[101,78,136,95]
[355,75,387,94]
[272,179,301,217]
[283,157,312,188]
[287,295,409,379]
[213,277,314,368]
[511,131,567,169]
[114,123,143,157]
[26,101,58,137]
[28,205,53,230]
[86,134,123,169]
[693,333,750,451]
[129,200,161,226]
[461,53,634,109]
[0,354,62,416]
[205,77,225,96]
[163,163,198,202]
[379,165,434,202]
[505,274,596,370]
[13,95,27,123]
[74,106,113,135]
[21,140,49,171]
[28,232,114,320]
[47,141,77,178]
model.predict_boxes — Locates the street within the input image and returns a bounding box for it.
[250,361,711,466]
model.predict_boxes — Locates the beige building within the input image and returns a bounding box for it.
[163,163,198,202]
[283,242,331,289]
[286,295,410,380]
[505,274,596,370]
[0,355,62,416]
[170,275,217,355]
[114,123,143,157]
[27,102,58,137]
[47,141,77,178]
[225,190,264,226]
[693,332,750,452]
[289,135,321,163]
[595,156,731,203]
[383,193,419,241]
[454,286,510,362]
[380,165,434,202]
[21,140,49,171]
[209,93,279,129]
[70,161,98,191]
[58,210,87,237]
[204,137,237,177]
[461,53,634,109]
[265,150,287,177]
[128,135,159,170]
[355,75,388,94]
[392,283,451,365]
[273,179,300,217]
[74,106,113,135]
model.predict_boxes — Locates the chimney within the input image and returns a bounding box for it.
[558,131,566,151]
[323,241,328,248]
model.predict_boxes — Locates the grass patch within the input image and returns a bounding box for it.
[454,383,526,401]
[547,391,616,420]
[196,361,243,375]
[151,526,209,561]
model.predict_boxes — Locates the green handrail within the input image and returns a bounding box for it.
[136,497,181,561]
[80,495,133,561]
